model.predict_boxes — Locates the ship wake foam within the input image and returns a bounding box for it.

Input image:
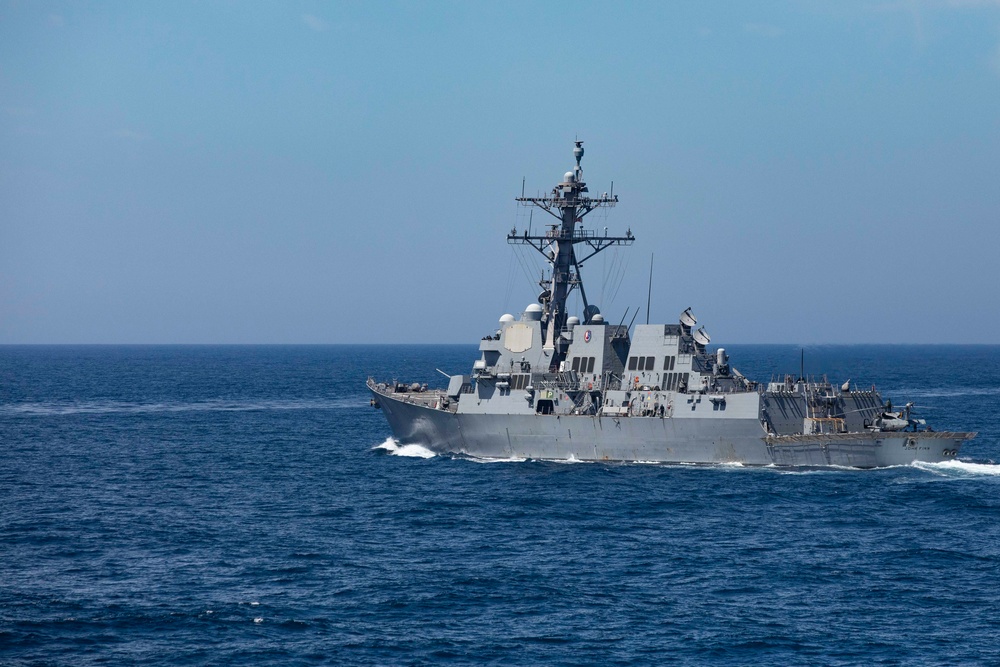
[893,386,1000,399]
[912,459,1000,477]
[464,455,529,464]
[372,437,436,458]
[1,398,364,416]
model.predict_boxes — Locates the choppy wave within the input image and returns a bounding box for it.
[4,346,1000,666]
[372,437,436,458]
[0,397,364,416]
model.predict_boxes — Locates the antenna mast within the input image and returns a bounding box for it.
[508,141,634,370]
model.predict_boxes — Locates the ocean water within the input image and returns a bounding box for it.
[2,344,999,666]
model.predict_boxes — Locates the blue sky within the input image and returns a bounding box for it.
[2,1,999,344]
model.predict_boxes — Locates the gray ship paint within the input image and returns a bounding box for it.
[369,144,975,467]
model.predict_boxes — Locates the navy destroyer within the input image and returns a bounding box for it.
[368,143,975,466]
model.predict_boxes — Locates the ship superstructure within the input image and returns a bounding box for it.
[368,143,974,466]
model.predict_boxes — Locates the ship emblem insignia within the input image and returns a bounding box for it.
[584,329,592,342]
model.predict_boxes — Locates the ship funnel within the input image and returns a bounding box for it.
[680,307,697,333]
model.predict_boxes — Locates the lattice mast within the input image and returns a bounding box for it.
[508,141,634,370]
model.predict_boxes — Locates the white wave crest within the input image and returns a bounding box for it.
[912,460,1000,477]
[372,437,436,458]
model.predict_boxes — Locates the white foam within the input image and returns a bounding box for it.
[912,459,1000,477]
[0,397,364,416]
[253,617,263,624]
[466,455,529,464]
[891,386,1000,399]
[372,437,398,453]
[395,444,436,458]
[372,438,436,458]
[552,454,591,464]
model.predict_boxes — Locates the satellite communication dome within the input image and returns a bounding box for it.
[566,316,580,328]
[499,314,515,325]
[583,304,601,323]
[564,171,576,183]
[591,314,605,324]
[680,307,697,328]
[524,304,543,321]
[693,327,711,347]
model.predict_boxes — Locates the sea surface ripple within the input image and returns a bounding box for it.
[2,344,999,666]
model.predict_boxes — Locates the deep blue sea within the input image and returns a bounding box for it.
[2,344,1000,666]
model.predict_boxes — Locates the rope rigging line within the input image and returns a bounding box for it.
[607,251,631,307]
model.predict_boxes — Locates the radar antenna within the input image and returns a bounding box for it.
[508,141,634,369]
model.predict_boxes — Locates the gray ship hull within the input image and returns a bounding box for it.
[370,383,972,468]
[366,144,977,469]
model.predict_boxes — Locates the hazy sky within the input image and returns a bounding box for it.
[3,1,999,344]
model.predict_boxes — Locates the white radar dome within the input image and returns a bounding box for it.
[499,314,515,325]
[591,314,605,324]
[523,304,543,321]
[566,316,580,328]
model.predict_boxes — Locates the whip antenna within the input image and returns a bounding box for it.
[646,253,653,325]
